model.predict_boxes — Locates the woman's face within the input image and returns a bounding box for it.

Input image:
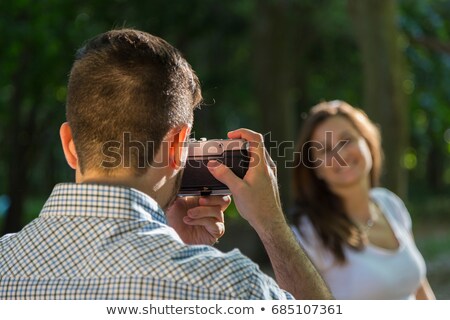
[310,115,373,189]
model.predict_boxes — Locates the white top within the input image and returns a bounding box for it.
[292,188,426,300]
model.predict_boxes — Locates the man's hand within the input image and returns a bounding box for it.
[207,128,333,300]
[165,195,231,245]
[206,128,284,231]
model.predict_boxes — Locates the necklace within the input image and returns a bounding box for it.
[362,201,380,231]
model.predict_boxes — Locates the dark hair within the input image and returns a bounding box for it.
[291,100,383,263]
[66,29,202,175]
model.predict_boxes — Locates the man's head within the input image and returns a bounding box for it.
[60,29,202,207]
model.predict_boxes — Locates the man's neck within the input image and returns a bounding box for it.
[77,169,141,187]
[75,169,172,210]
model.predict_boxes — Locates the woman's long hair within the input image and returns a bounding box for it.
[291,100,383,263]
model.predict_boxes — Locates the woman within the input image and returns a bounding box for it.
[290,100,435,299]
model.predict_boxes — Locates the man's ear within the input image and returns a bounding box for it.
[168,125,191,170]
[60,122,78,170]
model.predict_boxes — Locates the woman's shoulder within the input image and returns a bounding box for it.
[292,215,318,243]
[291,216,324,249]
[370,187,412,230]
[288,206,317,243]
[370,187,401,201]
[291,216,335,271]
[370,187,408,210]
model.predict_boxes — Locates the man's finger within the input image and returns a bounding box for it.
[228,128,267,170]
[207,160,244,194]
[198,195,231,212]
[183,217,225,239]
[187,206,224,222]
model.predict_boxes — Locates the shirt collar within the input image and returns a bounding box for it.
[40,182,167,224]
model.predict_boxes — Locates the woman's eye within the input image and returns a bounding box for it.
[315,148,326,155]
[341,136,355,144]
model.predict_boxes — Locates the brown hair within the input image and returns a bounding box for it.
[291,100,383,263]
[66,29,202,175]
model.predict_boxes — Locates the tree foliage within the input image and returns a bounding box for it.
[400,0,450,192]
[0,0,449,234]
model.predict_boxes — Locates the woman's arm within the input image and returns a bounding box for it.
[416,278,436,300]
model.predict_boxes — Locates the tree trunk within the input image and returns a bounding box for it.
[3,53,30,234]
[348,0,409,199]
[252,0,296,209]
[426,142,445,192]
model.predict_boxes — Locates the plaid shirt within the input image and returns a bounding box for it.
[0,183,293,300]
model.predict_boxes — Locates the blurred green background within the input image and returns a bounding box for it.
[0,0,449,298]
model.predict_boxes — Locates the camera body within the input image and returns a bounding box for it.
[178,138,250,196]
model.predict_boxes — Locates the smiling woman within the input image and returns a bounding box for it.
[289,100,436,300]
[310,115,374,189]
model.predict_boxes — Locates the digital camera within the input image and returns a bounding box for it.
[178,138,250,196]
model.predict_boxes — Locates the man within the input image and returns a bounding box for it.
[0,29,331,299]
